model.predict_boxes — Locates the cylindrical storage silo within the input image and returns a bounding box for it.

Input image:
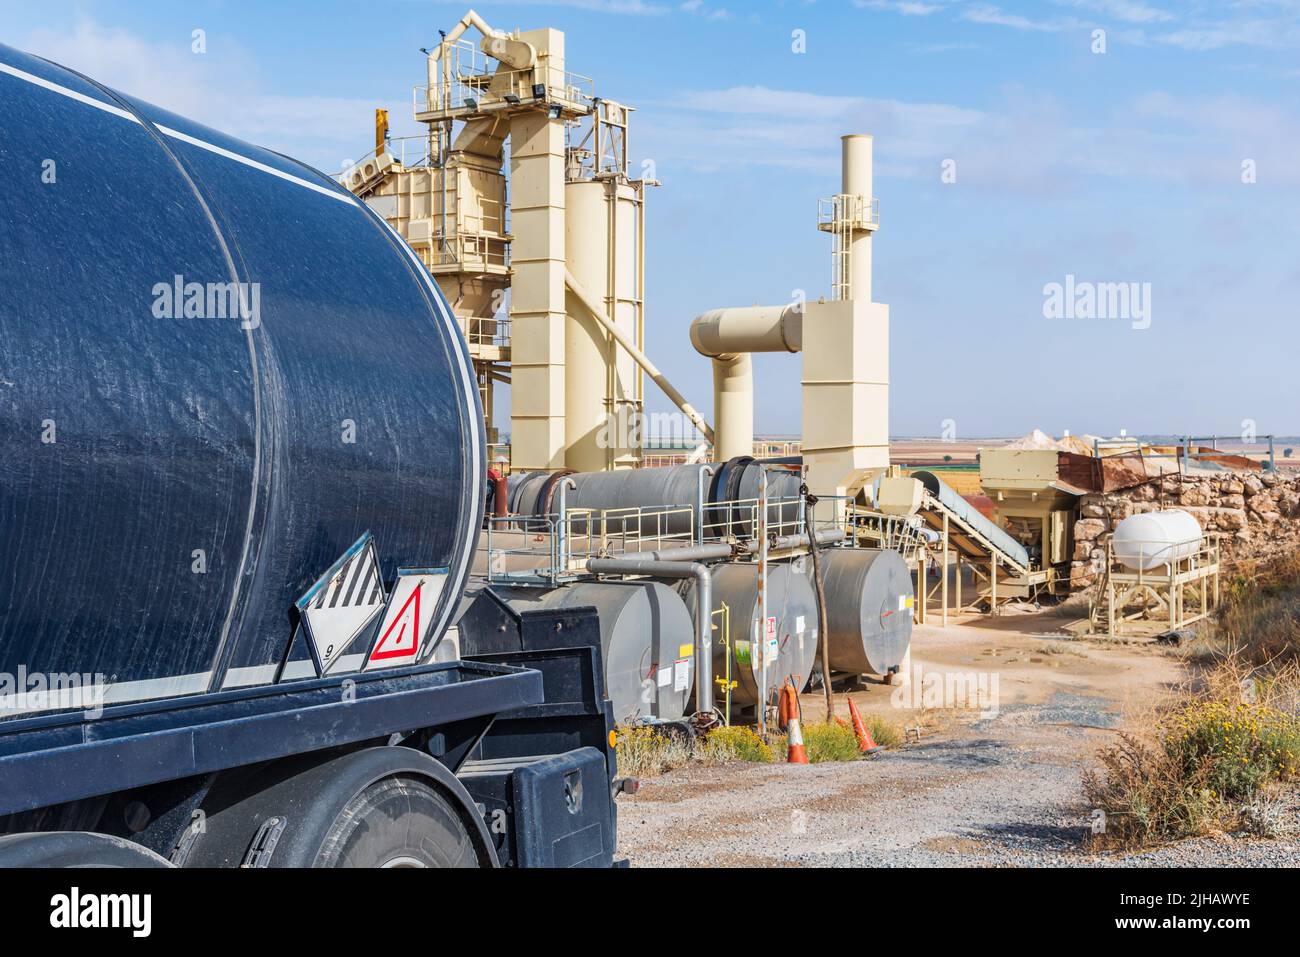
[565,180,617,473]
[817,548,913,676]
[1112,510,1203,571]
[677,563,819,713]
[500,581,695,723]
[0,44,483,713]
[564,177,641,473]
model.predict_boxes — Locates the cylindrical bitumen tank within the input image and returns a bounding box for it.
[1112,509,1203,571]
[676,562,818,713]
[817,548,914,676]
[0,45,483,712]
[505,458,803,539]
[498,581,695,723]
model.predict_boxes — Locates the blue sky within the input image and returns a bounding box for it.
[6,0,1298,438]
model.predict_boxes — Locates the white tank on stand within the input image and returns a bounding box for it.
[1111,509,1203,571]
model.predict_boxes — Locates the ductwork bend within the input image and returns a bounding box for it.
[690,304,804,461]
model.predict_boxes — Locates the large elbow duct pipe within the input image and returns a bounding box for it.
[690,304,803,357]
[564,268,714,444]
[427,10,536,98]
[690,304,803,462]
[429,9,505,62]
[587,557,714,716]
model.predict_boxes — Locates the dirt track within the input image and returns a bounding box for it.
[617,609,1300,867]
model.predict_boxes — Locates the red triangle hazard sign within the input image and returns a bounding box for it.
[370,581,421,661]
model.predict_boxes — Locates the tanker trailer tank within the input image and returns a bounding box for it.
[817,548,913,677]
[494,581,696,723]
[675,562,818,714]
[0,44,483,710]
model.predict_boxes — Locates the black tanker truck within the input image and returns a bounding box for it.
[0,43,622,868]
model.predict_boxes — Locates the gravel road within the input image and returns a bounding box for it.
[617,618,1300,867]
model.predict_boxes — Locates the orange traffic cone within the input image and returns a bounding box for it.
[847,697,883,755]
[777,679,795,733]
[782,682,808,764]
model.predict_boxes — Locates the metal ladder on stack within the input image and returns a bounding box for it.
[828,194,854,301]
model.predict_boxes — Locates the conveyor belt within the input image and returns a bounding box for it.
[911,471,1031,575]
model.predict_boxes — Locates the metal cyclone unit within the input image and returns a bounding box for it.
[0,44,484,709]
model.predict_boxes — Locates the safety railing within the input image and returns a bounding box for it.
[1089,534,1222,637]
[817,194,879,230]
[415,40,594,117]
[346,135,436,176]
[483,514,563,585]
[428,233,510,270]
[1180,435,1277,473]
[463,314,510,350]
[1106,534,1220,578]
[563,504,695,564]
[844,504,931,560]
[484,503,695,585]
[700,495,807,544]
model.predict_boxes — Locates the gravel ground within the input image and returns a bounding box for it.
[617,689,1300,867]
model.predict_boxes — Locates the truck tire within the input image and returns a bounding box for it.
[181,745,497,868]
[313,775,477,868]
[0,832,171,868]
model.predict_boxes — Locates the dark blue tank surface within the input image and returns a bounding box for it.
[0,45,484,711]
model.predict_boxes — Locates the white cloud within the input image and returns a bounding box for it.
[856,0,946,15]
[1055,0,1175,25]
[1155,17,1300,50]
[638,85,987,178]
[637,81,1300,192]
[960,3,1078,31]
[680,0,732,20]
[860,0,1300,51]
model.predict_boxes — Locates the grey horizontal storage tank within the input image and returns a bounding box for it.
[496,582,695,723]
[818,548,914,677]
[0,44,483,712]
[676,562,818,713]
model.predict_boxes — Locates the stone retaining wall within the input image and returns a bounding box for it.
[1067,470,1300,589]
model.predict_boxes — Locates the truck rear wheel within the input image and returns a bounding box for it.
[182,747,496,868]
[314,775,478,868]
